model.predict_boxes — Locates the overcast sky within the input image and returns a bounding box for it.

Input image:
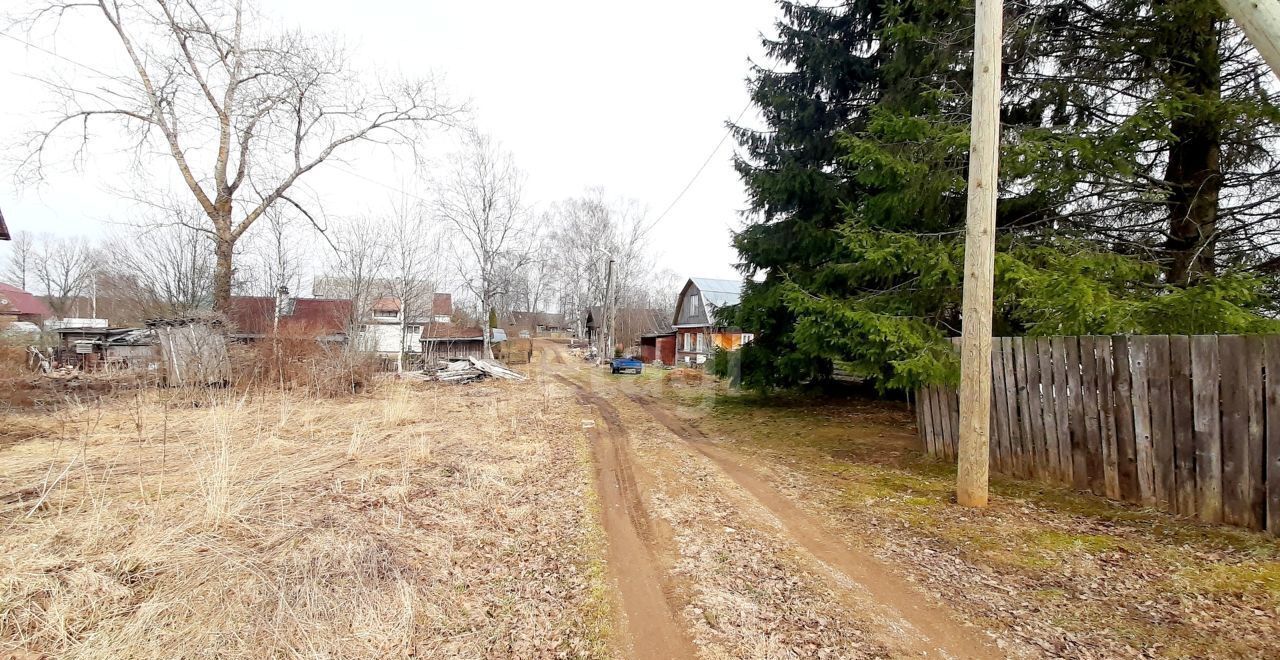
[0,0,779,286]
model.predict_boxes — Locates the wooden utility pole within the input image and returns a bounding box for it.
[599,257,616,364]
[956,0,1004,508]
[1219,0,1280,78]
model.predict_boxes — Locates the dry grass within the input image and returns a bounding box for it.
[0,381,608,658]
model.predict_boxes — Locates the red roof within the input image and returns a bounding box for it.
[421,324,483,340]
[228,296,352,337]
[432,293,453,316]
[371,297,401,313]
[0,283,53,319]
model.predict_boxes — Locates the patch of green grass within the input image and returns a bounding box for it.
[1177,561,1280,602]
[1022,530,1128,555]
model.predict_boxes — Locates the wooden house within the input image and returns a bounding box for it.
[671,278,751,366]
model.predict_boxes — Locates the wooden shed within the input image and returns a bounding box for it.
[148,316,230,387]
[639,332,676,365]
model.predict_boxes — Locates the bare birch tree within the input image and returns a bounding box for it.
[386,198,439,371]
[33,234,96,316]
[19,0,461,312]
[435,133,531,359]
[101,217,216,317]
[242,206,310,298]
[2,231,36,290]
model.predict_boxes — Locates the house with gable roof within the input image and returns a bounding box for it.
[670,277,752,365]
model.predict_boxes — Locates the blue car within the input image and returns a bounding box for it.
[610,357,643,374]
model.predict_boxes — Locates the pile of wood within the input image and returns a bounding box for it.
[410,357,528,384]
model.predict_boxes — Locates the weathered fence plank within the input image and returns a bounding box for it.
[1097,336,1121,499]
[1065,336,1089,490]
[1145,336,1175,508]
[991,341,1011,473]
[1220,335,1250,527]
[1051,337,1073,483]
[1001,337,1022,476]
[1080,336,1106,495]
[1191,335,1223,523]
[1266,336,1280,535]
[1036,338,1060,479]
[1169,335,1197,517]
[1130,337,1156,506]
[1024,337,1048,478]
[1244,337,1266,530]
[1013,337,1034,478]
[1112,336,1140,503]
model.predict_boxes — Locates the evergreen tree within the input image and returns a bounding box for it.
[731,0,1280,393]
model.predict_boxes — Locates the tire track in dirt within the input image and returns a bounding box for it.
[624,390,1000,660]
[550,374,695,660]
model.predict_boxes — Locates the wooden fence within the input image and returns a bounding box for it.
[916,335,1280,535]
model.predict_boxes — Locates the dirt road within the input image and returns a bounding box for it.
[536,340,1001,659]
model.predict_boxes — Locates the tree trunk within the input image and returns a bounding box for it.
[1162,7,1223,285]
[482,290,494,360]
[213,231,235,313]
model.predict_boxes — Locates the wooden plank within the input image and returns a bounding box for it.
[1001,337,1022,477]
[1037,337,1062,480]
[1145,336,1176,509]
[1244,336,1266,530]
[1080,336,1106,495]
[1012,337,1034,478]
[919,387,936,456]
[1024,336,1047,479]
[1130,336,1156,507]
[1169,335,1198,516]
[1052,336,1073,484]
[931,385,949,458]
[1111,336,1140,504]
[950,384,962,460]
[1191,335,1223,523]
[1065,336,1089,490]
[1219,335,1251,527]
[1096,336,1121,499]
[1265,336,1280,535]
[990,340,1012,474]
[914,388,926,452]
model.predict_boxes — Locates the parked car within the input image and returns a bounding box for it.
[610,357,643,374]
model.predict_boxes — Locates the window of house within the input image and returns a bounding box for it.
[682,332,691,351]
[688,294,700,318]
[741,333,755,345]
[407,325,421,335]
[434,314,451,324]
[696,333,706,353]
[373,310,398,319]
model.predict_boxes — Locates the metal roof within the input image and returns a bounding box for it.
[689,277,742,309]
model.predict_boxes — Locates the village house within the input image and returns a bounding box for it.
[504,311,570,338]
[0,206,9,240]
[354,293,453,357]
[671,277,751,366]
[226,293,353,344]
[420,325,506,362]
[0,283,54,327]
[583,306,671,354]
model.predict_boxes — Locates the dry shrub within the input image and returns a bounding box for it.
[228,325,378,397]
[663,367,705,386]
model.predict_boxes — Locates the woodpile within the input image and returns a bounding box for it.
[404,357,528,384]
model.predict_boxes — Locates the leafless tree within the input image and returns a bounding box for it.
[241,206,311,297]
[3,231,36,290]
[386,198,440,371]
[19,0,462,312]
[101,215,216,318]
[321,217,388,329]
[33,234,96,316]
[435,133,532,359]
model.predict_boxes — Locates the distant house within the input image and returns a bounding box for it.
[354,293,453,356]
[505,311,569,338]
[583,306,671,354]
[671,278,751,365]
[0,283,54,325]
[227,295,352,343]
[0,206,9,240]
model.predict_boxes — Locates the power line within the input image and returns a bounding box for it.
[647,101,752,232]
